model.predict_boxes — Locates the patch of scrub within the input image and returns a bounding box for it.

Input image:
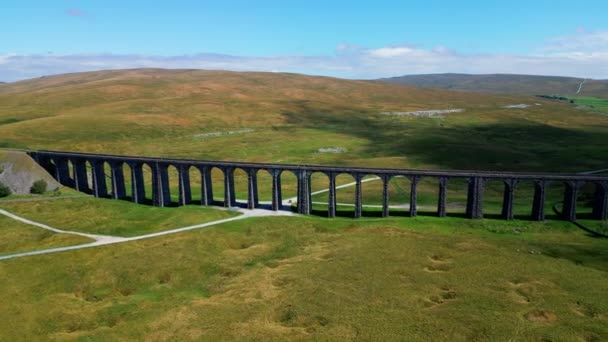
[380,109,463,117]
[503,104,530,109]
[193,129,255,138]
[317,147,347,153]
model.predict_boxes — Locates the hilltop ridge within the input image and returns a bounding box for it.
[379,73,608,97]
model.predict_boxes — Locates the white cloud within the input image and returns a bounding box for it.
[368,47,414,58]
[1,30,608,82]
[544,30,608,52]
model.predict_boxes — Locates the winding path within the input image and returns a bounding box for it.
[0,176,385,261]
[0,208,293,261]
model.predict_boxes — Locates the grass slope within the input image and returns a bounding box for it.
[0,197,239,237]
[380,73,608,98]
[1,69,607,173]
[0,216,606,340]
[0,215,92,255]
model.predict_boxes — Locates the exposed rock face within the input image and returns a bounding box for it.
[0,151,59,194]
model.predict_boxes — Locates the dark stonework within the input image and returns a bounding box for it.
[91,160,108,198]
[72,158,89,193]
[152,162,171,207]
[297,170,311,215]
[531,179,547,221]
[382,175,390,218]
[35,154,56,176]
[271,169,282,211]
[562,181,581,221]
[128,162,146,204]
[29,150,608,222]
[354,173,363,218]
[178,165,192,206]
[223,167,236,207]
[54,157,71,186]
[409,175,419,217]
[246,168,259,209]
[466,177,484,219]
[501,179,518,220]
[437,177,448,217]
[328,172,337,218]
[592,181,608,220]
[109,161,127,200]
[196,166,213,206]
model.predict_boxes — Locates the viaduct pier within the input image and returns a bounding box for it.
[29,150,608,222]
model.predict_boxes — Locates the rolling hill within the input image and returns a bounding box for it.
[379,73,608,98]
[1,68,608,172]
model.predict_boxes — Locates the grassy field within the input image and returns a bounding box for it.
[0,215,92,256]
[0,215,607,340]
[0,69,607,340]
[1,69,607,173]
[0,197,239,237]
[571,96,608,114]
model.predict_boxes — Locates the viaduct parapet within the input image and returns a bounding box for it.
[29,150,608,222]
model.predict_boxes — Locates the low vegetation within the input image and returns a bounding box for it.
[0,70,606,340]
[29,179,47,194]
[0,197,239,237]
[0,181,11,197]
[0,216,606,340]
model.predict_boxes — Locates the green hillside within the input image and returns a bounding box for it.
[1,69,608,340]
[380,73,608,98]
[1,68,607,172]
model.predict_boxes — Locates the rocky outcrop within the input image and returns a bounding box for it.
[0,151,59,194]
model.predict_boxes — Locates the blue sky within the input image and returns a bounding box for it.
[1,0,608,81]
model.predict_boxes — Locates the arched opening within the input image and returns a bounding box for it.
[445,177,469,218]
[165,164,179,206]
[415,176,439,217]
[543,181,564,220]
[210,166,225,206]
[142,162,154,204]
[187,166,202,205]
[512,180,536,220]
[310,171,330,216]
[576,182,595,220]
[332,173,357,218]
[121,163,133,200]
[481,178,505,219]
[232,168,249,208]
[387,175,410,217]
[84,160,94,193]
[280,171,298,212]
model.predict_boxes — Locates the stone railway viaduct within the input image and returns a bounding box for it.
[29,150,608,222]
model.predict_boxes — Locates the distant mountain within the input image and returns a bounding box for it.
[379,73,608,98]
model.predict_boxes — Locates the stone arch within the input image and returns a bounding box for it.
[70,157,90,193]
[89,158,109,198]
[108,160,127,200]
[592,181,608,220]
